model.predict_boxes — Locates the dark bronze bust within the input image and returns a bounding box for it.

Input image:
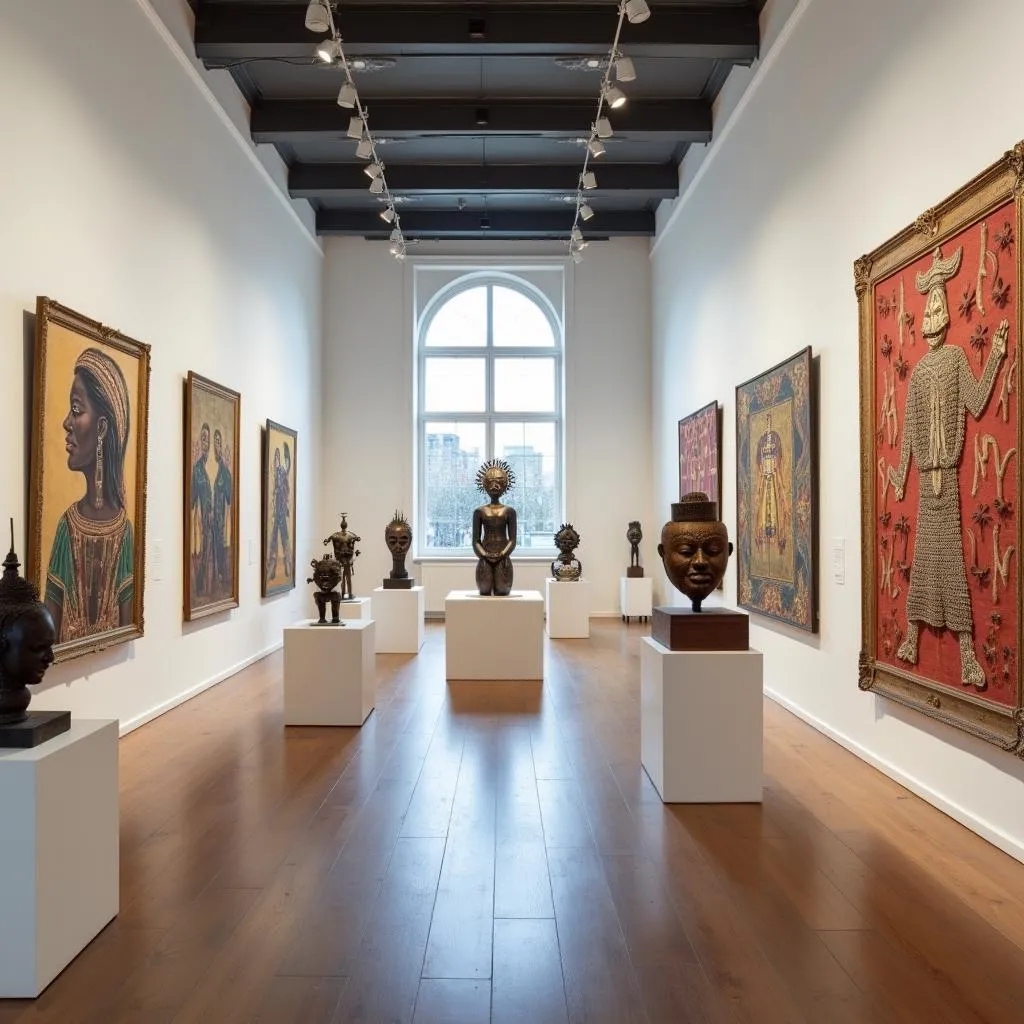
[383,510,414,589]
[0,523,56,727]
[626,521,644,577]
[325,512,361,601]
[657,492,733,612]
[551,523,582,582]
[307,556,344,625]
[472,459,517,596]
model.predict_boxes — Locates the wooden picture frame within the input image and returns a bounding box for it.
[735,347,818,633]
[678,399,722,506]
[27,297,151,663]
[261,419,297,597]
[183,372,241,621]
[856,140,1024,755]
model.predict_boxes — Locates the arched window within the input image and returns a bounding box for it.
[417,273,564,556]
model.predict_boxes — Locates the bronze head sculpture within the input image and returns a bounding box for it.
[383,510,413,589]
[0,521,56,725]
[472,459,517,596]
[657,492,733,612]
[325,512,361,601]
[551,523,582,582]
[307,555,344,625]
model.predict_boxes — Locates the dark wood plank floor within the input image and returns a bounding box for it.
[4,621,1024,1023]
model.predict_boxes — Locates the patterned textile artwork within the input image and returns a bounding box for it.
[857,140,1024,755]
[678,401,721,507]
[735,347,817,632]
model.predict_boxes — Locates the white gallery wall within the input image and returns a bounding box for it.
[0,0,323,732]
[651,0,1024,858]
[321,237,652,614]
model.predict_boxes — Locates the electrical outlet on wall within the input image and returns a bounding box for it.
[831,538,845,585]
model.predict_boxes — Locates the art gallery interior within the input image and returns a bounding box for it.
[2,0,1024,1020]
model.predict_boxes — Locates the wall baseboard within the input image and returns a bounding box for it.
[764,687,1024,865]
[118,641,282,737]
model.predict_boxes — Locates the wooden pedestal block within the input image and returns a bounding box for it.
[651,606,749,651]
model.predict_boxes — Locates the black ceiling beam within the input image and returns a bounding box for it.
[290,163,679,199]
[316,209,655,238]
[195,3,759,63]
[253,99,711,143]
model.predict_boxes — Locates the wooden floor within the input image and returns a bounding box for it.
[4,621,1024,1023]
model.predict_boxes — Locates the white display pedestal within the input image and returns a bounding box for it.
[338,597,372,621]
[544,578,591,639]
[640,638,763,803]
[372,585,425,653]
[0,719,119,997]
[620,576,653,623]
[283,620,375,725]
[445,590,544,680]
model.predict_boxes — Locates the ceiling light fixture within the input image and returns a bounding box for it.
[568,0,649,263]
[303,2,407,257]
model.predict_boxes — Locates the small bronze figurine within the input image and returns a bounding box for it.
[325,512,361,601]
[0,519,69,747]
[551,523,582,582]
[626,521,644,578]
[383,510,414,589]
[472,459,517,596]
[307,556,344,625]
[657,492,733,612]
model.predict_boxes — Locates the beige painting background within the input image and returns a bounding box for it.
[263,423,296,591]
[187,382,238,608]
[748,398,795,584]
[35,321,140,598]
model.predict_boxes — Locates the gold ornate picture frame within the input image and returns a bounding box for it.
[28,298,151,663]
[856,141,1024,755]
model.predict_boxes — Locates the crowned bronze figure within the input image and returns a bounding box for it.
[658,492,733,612]
[307,556,344,625]
[325,513,361,601]
[383,510,414,589]
[626,521,644,577]
[551,523,582,582]
[0,519,69,747]
[472,459,517,596]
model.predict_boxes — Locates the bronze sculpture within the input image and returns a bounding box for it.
[551,523,583,581]
[472,459,517,596]
[307,556,344,625]
[658,492,733,612]
[325,513,361,601]
[383,510,414,589]
[626,521,644,577]
[0,519,69,747]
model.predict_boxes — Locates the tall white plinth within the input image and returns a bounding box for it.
[283,619,375,725]
[372,586,425,653]
[620,576,653,622]
[544,578,591,639]
[641,639,763,803]
[338,597,372,621]
[445,590,544,680]
[0,719,119,997]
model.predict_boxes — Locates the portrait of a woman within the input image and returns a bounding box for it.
[44,347,134,642]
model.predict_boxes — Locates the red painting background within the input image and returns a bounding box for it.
[874,201,1018,708]
[678,402,720,506]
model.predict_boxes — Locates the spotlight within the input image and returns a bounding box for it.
[364,161,384,179]
[305,0,331,33]
[604,84,626,109]
[581,170,597,190]
[579,203,594,221]
[624,0,651,25]
[614,55,636,82]
[571,248,584,264]
[380,207,397,223]
[347,116,364,140]
[389,228,402,244]
[355,137,373,159]
[587,138,606,158]
[337,81,358,108]
[369,176,385,194]
[571,226,583,244]
[594,116,613,139]
[315,38,340,63]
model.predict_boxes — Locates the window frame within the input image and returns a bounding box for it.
[415,270,564,559]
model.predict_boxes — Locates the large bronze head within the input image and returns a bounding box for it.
[657,492,733,612]
[384,510,412,556]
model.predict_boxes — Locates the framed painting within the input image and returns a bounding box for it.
[183,372,241,620]
[261,419,297,597]
[27,298,151,663]
[736,347,818,632]
[678,400,722,506]
[856,140,1024,755]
